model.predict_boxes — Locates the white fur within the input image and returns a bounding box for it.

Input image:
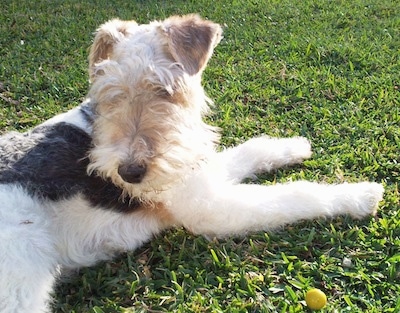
[162,137,383,236]
[0,186,59,313]
[50,196,166,268]
[41,104,92,133]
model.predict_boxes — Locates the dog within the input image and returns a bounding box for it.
[0,14,384,312]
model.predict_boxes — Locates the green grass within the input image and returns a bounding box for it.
[1,0,399,312]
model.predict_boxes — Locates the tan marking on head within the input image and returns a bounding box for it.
[162,14,223,76]
[89,19,138,81]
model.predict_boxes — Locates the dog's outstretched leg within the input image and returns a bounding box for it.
[218,136,312,183]
[168,177,384,237]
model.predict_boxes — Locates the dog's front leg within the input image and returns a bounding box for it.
[217,136,312,183]
[167,177,384,237]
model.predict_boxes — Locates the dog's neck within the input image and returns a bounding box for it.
[79,98,97,127]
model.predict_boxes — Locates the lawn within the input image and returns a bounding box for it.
[1,0,399,312]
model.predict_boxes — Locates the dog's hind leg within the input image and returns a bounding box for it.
[217,136,312,183]
[168,177,384,237]
[0,187,58,313]
[0,222,58,313]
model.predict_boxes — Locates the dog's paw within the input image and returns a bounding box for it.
[343,182,384,219]
[283,136,312,164]
[240,136,312,173]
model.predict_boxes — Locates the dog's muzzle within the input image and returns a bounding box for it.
[118,163,147,184]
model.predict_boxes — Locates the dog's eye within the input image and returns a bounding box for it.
[160,89,173,97]
[150,85,173,98]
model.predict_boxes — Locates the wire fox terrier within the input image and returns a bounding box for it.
[0,15,384,312]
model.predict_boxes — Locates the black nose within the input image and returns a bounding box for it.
[118,163,147,184]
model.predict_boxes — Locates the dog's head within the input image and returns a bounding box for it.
[86,15,222,199]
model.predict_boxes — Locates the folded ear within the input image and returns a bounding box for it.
[162,14,223,76]
[89,19,137,81]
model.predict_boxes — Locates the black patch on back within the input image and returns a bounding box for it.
[0,123,140,213]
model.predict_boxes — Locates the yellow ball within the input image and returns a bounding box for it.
[305,288,327,310]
